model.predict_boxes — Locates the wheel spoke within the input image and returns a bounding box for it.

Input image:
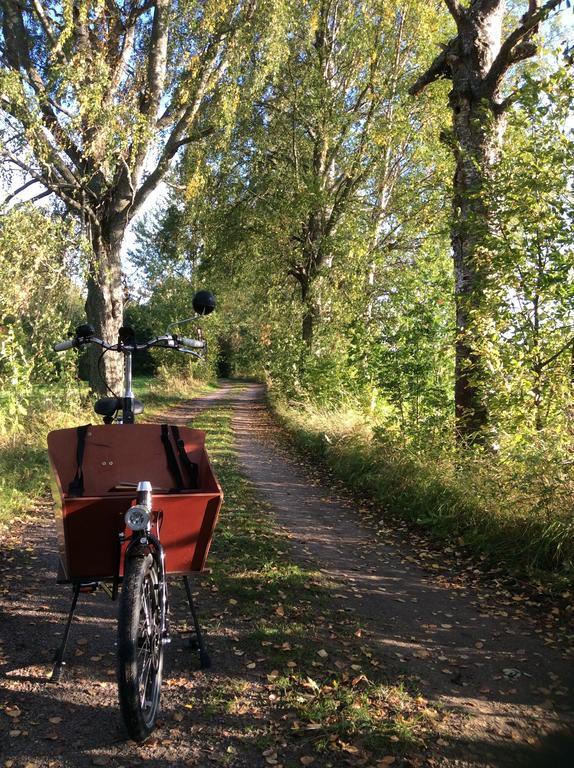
[139,654,153,708]
[118,555,164,740]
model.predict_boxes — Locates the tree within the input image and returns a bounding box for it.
[410,0,566,442]
[260,0,446,347]
[0,0,260,391]
[174,0,450,352]
[133,1,453,407]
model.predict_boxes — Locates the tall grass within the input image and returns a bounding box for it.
[0,384,92,525]
[271,397,574,586]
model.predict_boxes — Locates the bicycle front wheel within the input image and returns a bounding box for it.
[117,551,164,742]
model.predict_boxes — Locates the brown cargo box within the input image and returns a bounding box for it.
[47,424,222,582]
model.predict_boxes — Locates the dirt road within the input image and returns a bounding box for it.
[231,384,574,768]
[1,382,572,768]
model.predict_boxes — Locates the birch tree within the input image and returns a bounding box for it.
[0,0,260,391]
[216,0,447,348]
[410,0,566,442]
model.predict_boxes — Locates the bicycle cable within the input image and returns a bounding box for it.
[97,347,120,399]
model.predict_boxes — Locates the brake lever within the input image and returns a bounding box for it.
[178,348,203,360]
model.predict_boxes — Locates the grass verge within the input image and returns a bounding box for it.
[192,404,439,764]
[270,398,574,590]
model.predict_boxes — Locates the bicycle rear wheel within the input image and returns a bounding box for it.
[117,551,164,742]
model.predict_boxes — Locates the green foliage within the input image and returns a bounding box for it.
[482,66,574,436]
[0,205,84,433]
[126,275,221,383]
[0,383,91,525]
[133,0,453,412]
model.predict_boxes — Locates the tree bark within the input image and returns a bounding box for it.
[451,103,505,440]
[298,269,318,347]
[85,223,125,394]
[448,3,507,442]
[302,300,319,346]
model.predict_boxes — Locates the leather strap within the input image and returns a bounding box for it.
[171,425,199,489]
[161,424,184,491]
[68,424,90,497]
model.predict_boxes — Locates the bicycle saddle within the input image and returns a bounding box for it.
[94,397,144,416]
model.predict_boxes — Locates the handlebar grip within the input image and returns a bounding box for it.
[53,339,75,352]
[178,336,205,349]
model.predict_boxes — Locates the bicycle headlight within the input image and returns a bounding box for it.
[125,505,150,531]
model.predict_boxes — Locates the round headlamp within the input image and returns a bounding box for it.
[125,505,150,531]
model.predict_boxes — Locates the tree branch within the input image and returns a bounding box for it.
[1,178,40,207]
[131,34,227,216]
[444,0,465,25]
[3,0,83,171]
[485,0,564,92]
[31,0,57,48]
[409,38,456,95]
[15,189,52,206]
[102,9,138,107]
[172,127,215,152]
[0,146,85,215]
[139,0,169,118]
[539,334,574,371]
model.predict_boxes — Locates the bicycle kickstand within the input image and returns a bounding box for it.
[51,582,81,682]
[183,576,211,669]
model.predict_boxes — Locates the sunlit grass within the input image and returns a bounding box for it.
[272,397,574,587]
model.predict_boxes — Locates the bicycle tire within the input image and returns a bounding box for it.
[117,551,164,742]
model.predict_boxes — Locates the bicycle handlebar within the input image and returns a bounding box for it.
[53,339,76,352]
[176,336,205,349]
[52,333,206,355]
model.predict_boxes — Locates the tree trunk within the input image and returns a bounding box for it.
[300,272,318,348]
[448,4,506,443]
[85,224,124,394]
[302,303,317,347]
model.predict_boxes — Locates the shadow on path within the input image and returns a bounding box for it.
[229,383,574,768]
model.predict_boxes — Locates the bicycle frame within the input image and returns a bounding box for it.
[120,348,136,424]
[120,482,169,643]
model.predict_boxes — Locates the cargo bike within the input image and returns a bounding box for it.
[47,291,222,742]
